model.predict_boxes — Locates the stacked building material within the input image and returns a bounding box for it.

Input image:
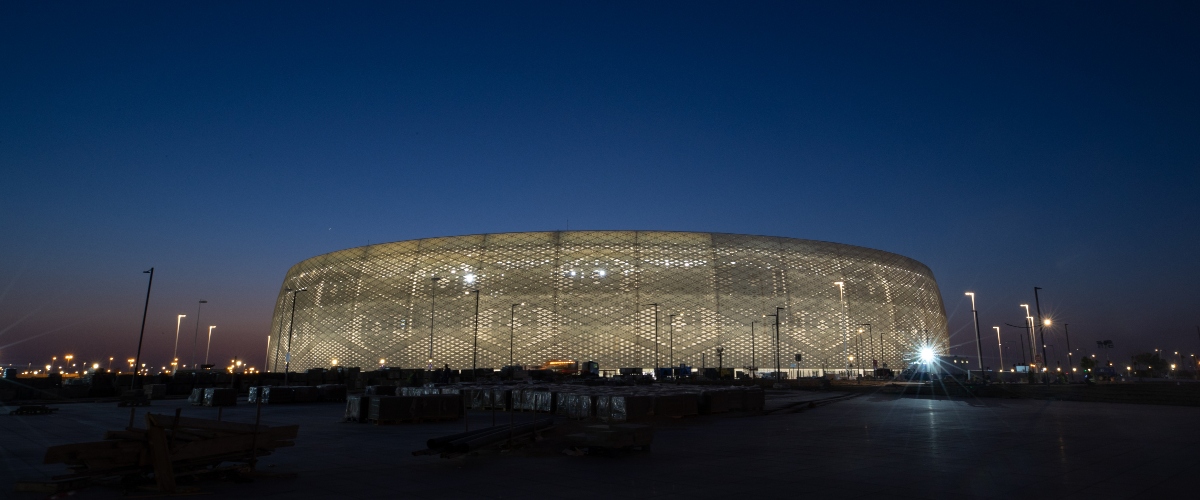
[317,384,348,402]
[368,394,463,424]
[202,388,237,407]
[142,384,167,400]
[364,385,395,396]
[345,395,370,422]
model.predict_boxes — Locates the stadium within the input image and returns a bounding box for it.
[267,231,948,375]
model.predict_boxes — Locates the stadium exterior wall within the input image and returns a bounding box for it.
[267,231,948,373]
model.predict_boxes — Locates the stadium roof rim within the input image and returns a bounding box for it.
[294,229,933,273]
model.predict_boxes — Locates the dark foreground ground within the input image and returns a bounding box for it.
[3,391,1196,499]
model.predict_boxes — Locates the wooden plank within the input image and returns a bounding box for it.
[146,413,258,434]
[146,426,176,493]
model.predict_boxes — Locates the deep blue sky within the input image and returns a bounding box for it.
[3,1,1198,372]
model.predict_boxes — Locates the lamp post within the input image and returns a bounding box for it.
[766,306,784,381]
[428,276,440,371]
[966,292,984,375]
[644,303,659,373]
[1021,304,1034,366]
[994,326,1003,378]
[1034,287,1048,379]
[1063,323,1072,377]
[509,303,523,367]
[190,300,208,370]
[131,267,154,390]
[669,314,677,370]
[834,282,848,373]
[860,323,874,372]
[172,314,186,374]
[470,289,480,374]
[204,326,216,366]
[283,288,307,385]
[750,320,756,378]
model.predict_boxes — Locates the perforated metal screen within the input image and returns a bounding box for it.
[267,231,948,372]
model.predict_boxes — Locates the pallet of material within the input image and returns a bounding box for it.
[249,386,295,404]
[292,386,320,403]
[365,385,396,396]
[36,412,297,494]
[597,395,654,422]
[142,384,167,400]
[202,388,237,407]
[368,394,463,424]
[317,384,348,402]
[565,423,653,452]
[188,388,205,406]
[345,394,370,422]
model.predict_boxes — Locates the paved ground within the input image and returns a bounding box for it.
[3,391,1196,499]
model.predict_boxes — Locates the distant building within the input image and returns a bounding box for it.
[268,231,949,373]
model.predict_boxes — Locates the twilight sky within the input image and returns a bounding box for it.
[2,1,1198,372]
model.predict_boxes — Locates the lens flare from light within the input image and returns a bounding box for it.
[919,348,935,363]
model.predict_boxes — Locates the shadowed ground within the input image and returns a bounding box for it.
[2,391,1195,499]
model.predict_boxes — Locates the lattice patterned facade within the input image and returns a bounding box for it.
[267,231,948,373]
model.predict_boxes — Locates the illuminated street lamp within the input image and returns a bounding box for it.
[204,325,216,365]
[644,303,660,373]
[131,267,154,389]
[470,289,480,374]
[190,300,208,370]
[428,276,440,371]
[172,314,186,372]
[994,326,1003,377]
[283,288,308,385]
[834,282,848,371]
[509,303,524,366]
[1033,287,1048,382]
[966,292,983,373]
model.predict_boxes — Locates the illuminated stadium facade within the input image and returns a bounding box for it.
[267,231,948,374]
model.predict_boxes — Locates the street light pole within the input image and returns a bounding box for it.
[767,307,784,381]
[966,292,984,374]
[669,314,676,370]
[860,323,874,372]
[1021,304,1035,370]
[283,288,307,385]
[428,276,440,371]
[1063,323,1072,377]
[1034,287,1048,378]
[131,267,154,390]
[644,303,659,373]
[750,320,756,378]
[471,289,480,374]
[204,326,216,366]
[994,326,1004,377]
[172,314,186,374]
[510,303,522,367]
[190,300,207,369]
[834,282,847,372]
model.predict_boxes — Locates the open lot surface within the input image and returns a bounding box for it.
[3,391,1197,499]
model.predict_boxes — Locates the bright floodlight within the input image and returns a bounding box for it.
[919,347,935,363]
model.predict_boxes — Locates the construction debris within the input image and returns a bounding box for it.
[414,418,555,457]
[564,423,654,454]
[9,404,58,415]
[31,410,298,494]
